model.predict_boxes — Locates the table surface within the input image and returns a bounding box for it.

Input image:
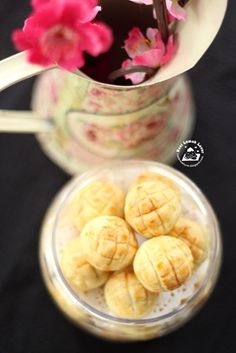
[0,1,236,353]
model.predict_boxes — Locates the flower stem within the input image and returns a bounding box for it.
[108,66,156,83]
[153,0,169,44]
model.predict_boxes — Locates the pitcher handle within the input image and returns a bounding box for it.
[0,51,54,133]
[0,110,53,133]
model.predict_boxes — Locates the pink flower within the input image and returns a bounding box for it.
[31,0,101,22]
[32,0,52,8]
[129,0,186,21]
[130,0,152,4]
[122,27,174,84]
[166,0,186,20]
[12,0,113,71]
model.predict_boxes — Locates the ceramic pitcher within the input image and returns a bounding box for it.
[0,0,227,174]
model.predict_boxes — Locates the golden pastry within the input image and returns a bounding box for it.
[61,237,109,292]
[134,236,194,293]
[170,218,207,265]
[80,216,138,271]
[70,181,125,231]
[104,270,157,319]
[134,172,180,195]
[125,181,181,237]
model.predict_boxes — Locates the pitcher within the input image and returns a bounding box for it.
[0,0,227,174]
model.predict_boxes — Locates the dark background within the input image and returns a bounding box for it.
[0,1,236,352]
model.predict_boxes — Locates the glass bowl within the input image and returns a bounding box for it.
[39,160,222,341]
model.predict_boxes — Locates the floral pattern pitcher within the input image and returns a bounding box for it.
[0,0,227,173]
[32,69,194,173]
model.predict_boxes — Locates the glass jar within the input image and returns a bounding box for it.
[39,161,222,341]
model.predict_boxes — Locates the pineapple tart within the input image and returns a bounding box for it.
[80,216,138,271]
[134,236,194,293]
[104,270,157,319]
[134,172,180,195]
[61,237,109,292]
[170,218,207,265]
[70,181,125,231]
[125,181,181,237]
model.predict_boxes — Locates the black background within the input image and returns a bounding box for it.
[0,1,236,352]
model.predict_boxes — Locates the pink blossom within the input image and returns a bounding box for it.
[122,27,174,84]
[122,59,145,85]
[166,0,186,20]
[31,0,101,22]
[32,0,52,8]
[12,0,113,71]
[130,0,152,4]
[129,0,186,21]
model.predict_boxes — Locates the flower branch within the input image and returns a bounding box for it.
[153,0,169,44]
[12,0,191,85]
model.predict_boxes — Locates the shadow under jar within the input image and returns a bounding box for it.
[39,160,222,342]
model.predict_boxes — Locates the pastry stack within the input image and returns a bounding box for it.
[61,173,208,319]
